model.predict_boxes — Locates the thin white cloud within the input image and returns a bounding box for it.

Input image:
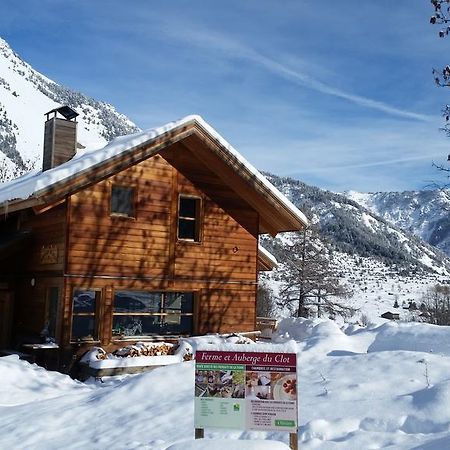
[162,25,432,122]
[242,51,432,123]
[291,153,445,174]
[235,117,450,192]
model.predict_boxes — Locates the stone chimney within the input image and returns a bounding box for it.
[42,106,79,171]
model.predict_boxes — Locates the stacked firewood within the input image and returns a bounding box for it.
[113,343,174,358]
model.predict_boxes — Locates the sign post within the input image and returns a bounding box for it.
[194,350,298,449]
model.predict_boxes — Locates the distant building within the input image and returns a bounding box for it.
[381,311,400,321]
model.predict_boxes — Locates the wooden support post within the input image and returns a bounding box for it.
[195,428,204,439]
[289,433,298,450]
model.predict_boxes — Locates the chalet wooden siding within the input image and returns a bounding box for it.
[61,151,259,347]
[21,204,67,273]
[1,204,67,344]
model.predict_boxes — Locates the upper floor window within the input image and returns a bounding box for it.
[111,185,135,218]
[178,196,201,241]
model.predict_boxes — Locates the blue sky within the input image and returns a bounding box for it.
[1,0,450,192]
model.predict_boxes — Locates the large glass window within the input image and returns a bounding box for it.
[111,185,135,217]
[178,196,201,241]
[71,289,99,341]
[112,291,194,336]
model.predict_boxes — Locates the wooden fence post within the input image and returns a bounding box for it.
[289,432,298,450]
[195,428,204,439]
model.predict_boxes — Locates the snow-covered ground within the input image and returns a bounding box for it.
[265,247,447,326]
[2,318,450,449]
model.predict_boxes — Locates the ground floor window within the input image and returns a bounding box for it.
[71,289,100,341]
[112,291,194,336]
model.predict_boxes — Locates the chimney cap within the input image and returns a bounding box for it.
[45,106,78,121]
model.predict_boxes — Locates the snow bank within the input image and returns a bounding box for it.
[88,354,181,370]
[0,355,89,406]
[275,317,373,355]
[3,319,450,449]
[166,439,290,450]
[368,321,450,355]
[194,336,297,354]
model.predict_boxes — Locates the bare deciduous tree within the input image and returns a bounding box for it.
[256,282,277,318]
[420,284,450,325]
[278,226,354,319]
[431,1,450,139]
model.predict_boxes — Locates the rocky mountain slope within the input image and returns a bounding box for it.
[0,37,139,180]
[261,174,450,321]
[347,189,450,257]
[265,174,450,276]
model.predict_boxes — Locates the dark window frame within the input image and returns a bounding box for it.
[112,290,195,337]
[177,195,202,242]
[70,288,102,342]
[110,184,136,218]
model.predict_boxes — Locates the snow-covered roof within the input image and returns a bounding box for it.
[258,244,278,268]
[0,115,308,231]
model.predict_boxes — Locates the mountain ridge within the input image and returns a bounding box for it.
[346,189,450,257]
[0,36,139,179]
[264,173,450,275]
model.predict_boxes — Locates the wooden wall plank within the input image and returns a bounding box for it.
[62,143,259,344]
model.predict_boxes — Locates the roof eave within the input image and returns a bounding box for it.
[190,120,308,235]
[0,116,309,236]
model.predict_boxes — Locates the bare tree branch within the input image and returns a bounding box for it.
[278,226,354,319]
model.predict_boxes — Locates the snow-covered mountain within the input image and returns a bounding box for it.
[0,37,139,180]
[266,174,450,276]
[346,189,450,257]
[261,174,450,321]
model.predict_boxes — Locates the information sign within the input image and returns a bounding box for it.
[194,350,297,432]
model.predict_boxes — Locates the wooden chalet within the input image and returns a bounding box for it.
[0,108,308,371]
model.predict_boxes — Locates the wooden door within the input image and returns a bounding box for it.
[0,291,13,349]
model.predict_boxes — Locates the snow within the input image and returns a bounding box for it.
[88,354,182,370]
[345,190,371,209]
[166,440,291,449]
[258,244,278,267]
[0,355,91,406]
[0,115,308,229]
[3,319,450,449]
[361,212,376,232]
[367,321,450,355]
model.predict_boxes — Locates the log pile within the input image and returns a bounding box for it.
[113,342,174,358]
